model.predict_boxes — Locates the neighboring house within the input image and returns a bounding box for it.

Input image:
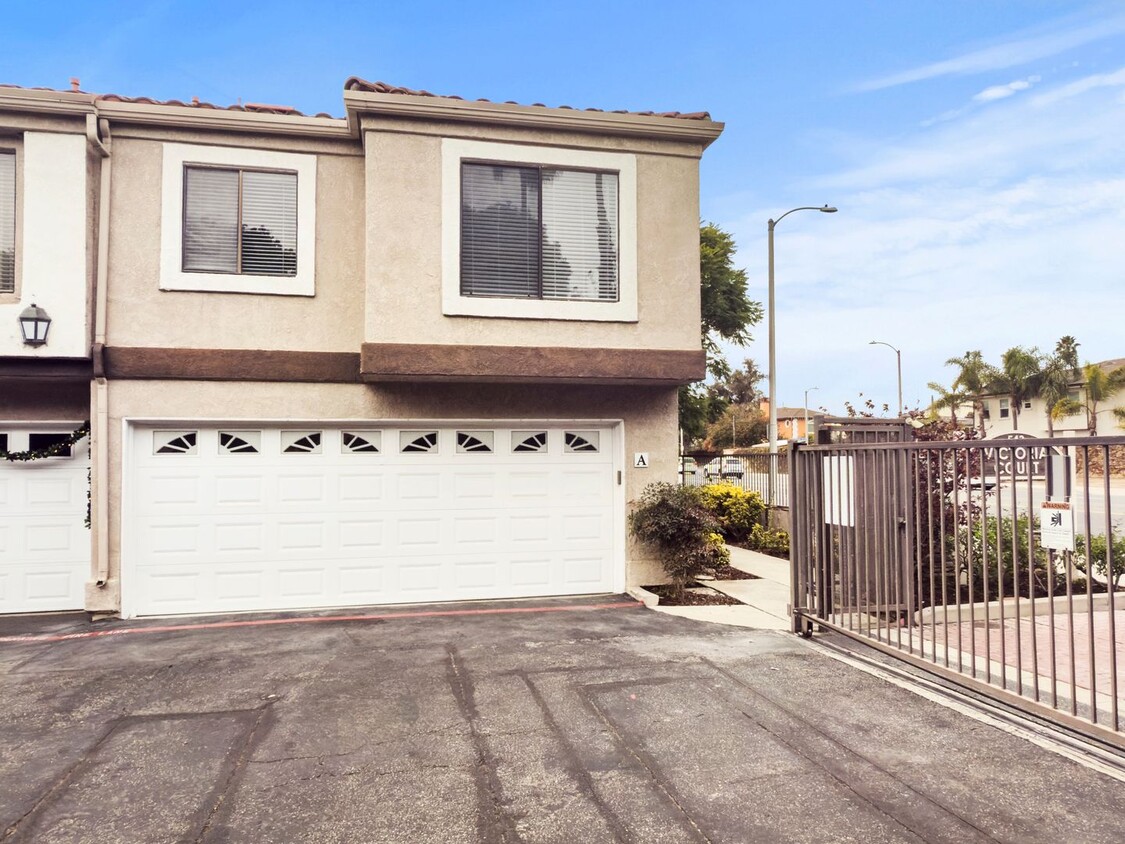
[0,78,722,618]
[943,358,1125,439]
[757,398,821,442]
[0,91,94,614]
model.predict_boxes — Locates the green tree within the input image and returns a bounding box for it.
[926,381,967,425]
[1038,336,1081,437]
[944,351,990,434]
[680,224,764,443]
[1052,362,1125,435]
[709,358,765,405]
[703,402,767,450]
[699,223,762,380]
[986,346,1041,431]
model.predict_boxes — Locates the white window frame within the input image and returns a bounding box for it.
[160,143,316,296]
[0,146,17,299]
[441,138,637,322]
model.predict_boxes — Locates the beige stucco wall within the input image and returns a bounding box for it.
[364,126,703,351]
[88,379,673,612]
[105,136,365,352]
[102,118,702,356]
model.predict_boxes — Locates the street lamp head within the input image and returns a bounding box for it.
[820,206,837,213]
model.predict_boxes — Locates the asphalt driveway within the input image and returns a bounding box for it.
[3,597,1125,843]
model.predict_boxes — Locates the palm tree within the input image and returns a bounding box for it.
[1053,362,1125,435]
[986,346,1041,432]
[945,351,990,434]
[927,381,967,425]
[1038,336,1081,437]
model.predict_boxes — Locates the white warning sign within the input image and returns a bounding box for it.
[633,452,650,468]
[1040,501,1074,552]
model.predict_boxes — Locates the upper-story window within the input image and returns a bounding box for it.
[999,398,1010,419]
[442,139,637,322]
[160,143,316,296]
[460,163,619,303]
[183,166,297,277]
[0,150,14,295]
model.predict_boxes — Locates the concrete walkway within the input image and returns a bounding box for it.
[654,546,792,630]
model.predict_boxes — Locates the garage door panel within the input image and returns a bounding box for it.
[337,472,385,504]
[214,474,267,507]
[338,518,385,550]
[563,554,612,586]
[128,424,618,617]
[277,474,328,505]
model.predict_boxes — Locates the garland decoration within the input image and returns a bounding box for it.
[1,421,91,462]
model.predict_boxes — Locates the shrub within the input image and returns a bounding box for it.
[629,483,727,598]
[957,513,1058,601]
[1074,531,1125,590]
[698,483,765,542]
[745,524,790,557]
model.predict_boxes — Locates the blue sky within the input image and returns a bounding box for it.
[4,1,1123,414]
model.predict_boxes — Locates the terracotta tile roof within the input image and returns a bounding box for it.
[0,82,336,118]
[344,77,713,121]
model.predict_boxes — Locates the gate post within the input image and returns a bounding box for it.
[789,442,810,635]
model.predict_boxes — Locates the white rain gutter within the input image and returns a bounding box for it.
[86,112,111,587]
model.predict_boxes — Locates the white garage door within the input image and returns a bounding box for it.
[0,426,90,613]
[126,424,620,617]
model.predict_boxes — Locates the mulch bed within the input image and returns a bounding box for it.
[644,585,741,606]
[705,563,761,581]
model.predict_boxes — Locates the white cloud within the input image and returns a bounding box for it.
[714,69,1125,414]
[972,75,1039,102]
[856,14,1125,91]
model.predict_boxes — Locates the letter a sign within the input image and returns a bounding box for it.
[633,453,650,468]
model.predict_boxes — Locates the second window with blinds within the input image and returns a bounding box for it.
[159,143,317,296]
[442,139,637,322]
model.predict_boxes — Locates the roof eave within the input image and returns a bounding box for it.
[0,86,96,117]
[343,90,724,148]
[93,99,348,139]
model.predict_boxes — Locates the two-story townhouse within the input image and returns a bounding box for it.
[0,84,98,614]
[0,78,722,619]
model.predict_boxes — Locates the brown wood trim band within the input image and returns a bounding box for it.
[0,356,93,381]
[103,347,361,383]
[361,343,705,386]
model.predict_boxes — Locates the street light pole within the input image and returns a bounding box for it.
[869,340,903,416]
[804,386,819,444]
[767,205,836,505]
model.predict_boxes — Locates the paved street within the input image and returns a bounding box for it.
[3,598,1125,843]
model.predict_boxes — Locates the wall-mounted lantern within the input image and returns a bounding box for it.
[18,303,51,346]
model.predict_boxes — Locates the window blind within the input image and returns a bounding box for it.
[0,152,14,294]
[541,169,618,302]
[460,163,618,301]
[183,166,297,277]
[241,170,297,276]
[461,163,540,298]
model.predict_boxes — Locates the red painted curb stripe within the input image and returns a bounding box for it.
[0,600,643,645]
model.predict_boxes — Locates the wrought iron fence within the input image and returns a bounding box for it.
[790,436,1125,748]
[681,453,789,508]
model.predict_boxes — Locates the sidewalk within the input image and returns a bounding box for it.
[654,545,792,630]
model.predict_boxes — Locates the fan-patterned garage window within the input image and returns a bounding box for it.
[154,431,198,455]
[282,431,322,454]
[400,431,439,453]
[512,431,548,453]
[456,431,494,453]
[342,431,381,453]
[219,431,261,454]
[564,431,599,453]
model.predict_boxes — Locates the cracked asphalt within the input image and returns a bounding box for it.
[3,596,1125,843]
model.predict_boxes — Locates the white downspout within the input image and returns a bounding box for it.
[86,112,111,589]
